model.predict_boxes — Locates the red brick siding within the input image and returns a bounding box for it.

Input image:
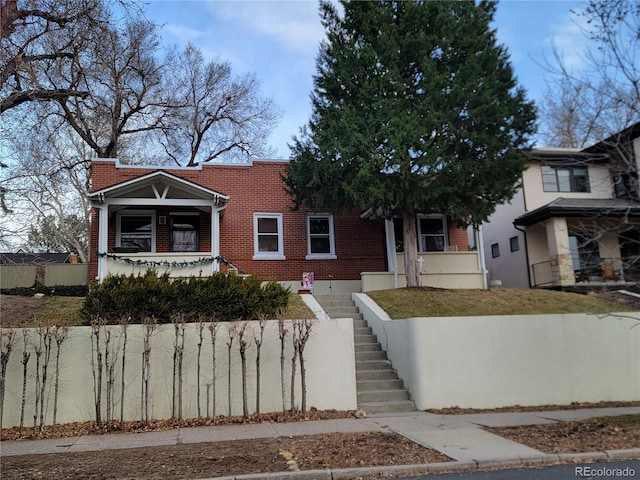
[447,220,470,251]
[88,161,386,284]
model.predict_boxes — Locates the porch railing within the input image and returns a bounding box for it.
[533,257,626,286]
[575,257,624,282]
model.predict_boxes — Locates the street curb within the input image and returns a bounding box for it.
[197,450,640,480]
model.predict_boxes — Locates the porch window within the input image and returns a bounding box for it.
[542,166,590,193]
[306,214,336,259]
[253,213,285,260]
[171,215,198,252]
[118,214,153,252]
[418,215,447,252]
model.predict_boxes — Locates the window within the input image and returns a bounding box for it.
[510,236,519,252]
[306,214,336,259]
[613,172,638,199]
[118,214,154,252]
[171,214,199,252]
[491,243,500,258]
[541,166,590,193]
[253,213,284,260]
[418,215,447,252]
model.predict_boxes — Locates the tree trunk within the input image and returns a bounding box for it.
[0,329,16,432]
[237,323,249,419]
[278,317,287,414]
[20,331,30,433]
[402,209,420,287]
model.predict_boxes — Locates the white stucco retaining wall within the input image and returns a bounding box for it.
[354,293,640,409]
[1,318,357,428]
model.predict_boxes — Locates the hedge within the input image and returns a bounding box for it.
[80,270,290,324]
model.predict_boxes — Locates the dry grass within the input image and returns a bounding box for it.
[38,296,85,326]
[283,292,315,319]
[367,287,634,318]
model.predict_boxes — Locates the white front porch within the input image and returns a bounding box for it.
[100,252,219,279]
[362,251,485,291]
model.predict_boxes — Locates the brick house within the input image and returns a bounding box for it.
[88,159,485,293]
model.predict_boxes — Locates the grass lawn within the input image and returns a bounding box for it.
[367,287,635,318]
[38,296,85,326]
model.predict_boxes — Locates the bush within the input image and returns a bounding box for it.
[81,270,290,324]
[1,282,88,297]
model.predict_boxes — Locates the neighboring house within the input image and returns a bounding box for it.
[483,123,640,288]
[0,252,77,265]
[88,159,485,293]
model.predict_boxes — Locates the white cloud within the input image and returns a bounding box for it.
[206,1,326,55]
[164,23,205,43]
[546,6,590,73]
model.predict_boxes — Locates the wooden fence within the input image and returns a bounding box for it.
[0,264,88,289]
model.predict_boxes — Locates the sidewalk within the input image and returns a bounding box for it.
[2,407,640,479]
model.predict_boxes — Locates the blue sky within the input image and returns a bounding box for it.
[144,0,590,159]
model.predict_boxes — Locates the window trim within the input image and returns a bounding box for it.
[116,210,156,253]
[253,212,285,260]
[417,214,448,252]
[541,165,590,193]
[306,213,337,260]
[491,242,500,258]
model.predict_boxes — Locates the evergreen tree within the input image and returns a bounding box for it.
[284,0,536,286]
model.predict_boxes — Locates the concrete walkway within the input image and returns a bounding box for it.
[2,407,640,479]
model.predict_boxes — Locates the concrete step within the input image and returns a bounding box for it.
[352,319,368,328]
[357,378,405,391]
[314,295,352,307]
[356,350,388,361]
[356,369,401,381]
[354,334,377,344]
[358,400,417,415]
[355,360,392,370]
[354,326,373,336]
[358,388,410,403]
[354,342,382,352]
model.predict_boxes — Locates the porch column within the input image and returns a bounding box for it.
[97,206,108,281]
[545,217,575,286]
[384,219,398,288]
[211,208,220,272]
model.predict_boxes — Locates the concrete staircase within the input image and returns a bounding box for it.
[314,295,416,415]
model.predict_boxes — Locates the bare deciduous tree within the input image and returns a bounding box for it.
[208,319,219,422]
[19,329,30,432]
[253,315,266,414]
[236,322,249,419]
[140,316,156,422]
[277,315,288,414]
[171,313,185,420]
[541,0,640,147]
[0,0,108,113]
[161,44,281,167]
[226,323,237,418]
[0,328,16,431]
[52,326,68,432]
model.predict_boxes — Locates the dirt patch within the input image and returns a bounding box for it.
[488,415,640,454]
[0,294,45,327]
[427,400,640,415]
[0,432,449,480]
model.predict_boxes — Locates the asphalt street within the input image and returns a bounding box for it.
[395,460,640,480]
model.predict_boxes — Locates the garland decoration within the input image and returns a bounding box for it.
[96,252,244,273]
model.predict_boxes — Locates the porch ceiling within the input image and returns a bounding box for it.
[89,170,229,207]
[515,197,640,227]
